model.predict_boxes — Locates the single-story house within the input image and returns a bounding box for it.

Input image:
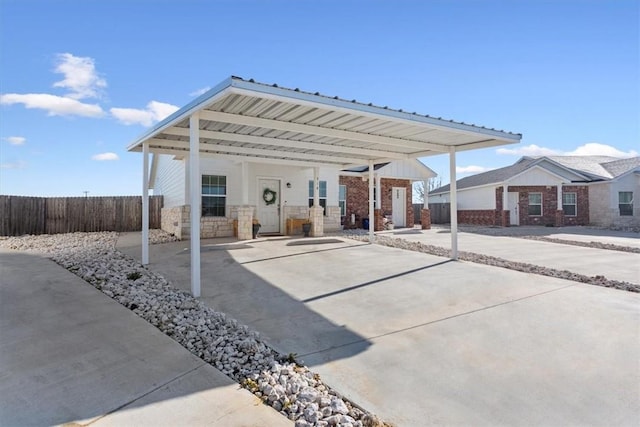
[430,155,640,228]
[150,155,435,239]
[127,75,521,295]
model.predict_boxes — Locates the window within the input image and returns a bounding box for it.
[619,191,633,216]
[528,192,542,216]
[308,180,327,215]
[202,175,226,217]
[562,192,577,216]
[339,185,347,216]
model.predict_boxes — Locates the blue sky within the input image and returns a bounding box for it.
[1,0,638,197]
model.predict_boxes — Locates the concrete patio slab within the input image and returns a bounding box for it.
[120,233,640,426]
[0,248,289,427]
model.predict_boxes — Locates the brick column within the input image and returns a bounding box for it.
[236,206,254,240]
[501,210,510,227]
[374,209,384,231]
[309,206,324,237]
[555,210,564,227]
[421,208,431,230]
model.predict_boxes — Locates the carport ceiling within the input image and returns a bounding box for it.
[128,76,521,167]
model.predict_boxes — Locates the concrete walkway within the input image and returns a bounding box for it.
[119,233,640,426]
[0,248,290,427]
[379,226,640,284]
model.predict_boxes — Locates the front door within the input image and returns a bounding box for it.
[508,192,520,225]
[392,187,406,227]
[258,179,280,233]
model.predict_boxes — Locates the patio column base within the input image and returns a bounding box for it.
[236,206,255,240]
[421,208,431,230]
[555,210,564,227]
[309,206,324,237]
[501,210,510,227]
[374,209,384,231]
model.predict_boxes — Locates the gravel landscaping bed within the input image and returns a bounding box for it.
[519,235,640,254]
[340,231,640,293]
[0,231,389,427]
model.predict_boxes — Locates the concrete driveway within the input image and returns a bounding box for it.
[119,233,640,426]
[0,248,289,427]
[380,226,639,284]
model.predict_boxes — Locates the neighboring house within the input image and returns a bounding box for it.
[150,155,435,238]
[340,160,435,230]
[430,155,640,228]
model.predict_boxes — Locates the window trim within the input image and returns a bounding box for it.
[202,174,227,217]
[528,192,542,216]
[619,191,633,216]
[339,184,347,217]
[309,180,328,216]
[562,192,577,217]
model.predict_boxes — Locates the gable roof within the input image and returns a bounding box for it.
[431,155,640,194]
[128,76,521,169]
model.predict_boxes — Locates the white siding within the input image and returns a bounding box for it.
[377,159,435,180]
[429,185,496,209]
[509,167,563,186]
[153,155,185,208]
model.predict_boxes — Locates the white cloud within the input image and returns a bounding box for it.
[92,152,119,161]
[3,136,26,145]
[52,53,107,100]
[456,165,493,174]
[189,86,211,97]
[0,160,27,169]
[110,101,179,126]
[496,144,561,156]
[0,93,104,117]
[497,142,637,158]
[564,143,637,157]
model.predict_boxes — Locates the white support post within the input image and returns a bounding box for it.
[449,147,458,260]
[141,141,149,265]
[368,160,375,242]
[189,113,201,298]
[557,181,563,209]
[313,167,320,208]
[423,179,429,209]
[502,184,508,209]
[375,175,382,210]
[241,161,249,205]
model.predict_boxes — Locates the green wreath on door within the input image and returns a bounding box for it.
[263,188,277,205]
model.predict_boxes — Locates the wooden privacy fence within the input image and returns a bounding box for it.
[0,195,163,236]
[412,203,451,224]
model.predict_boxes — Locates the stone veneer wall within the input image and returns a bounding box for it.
[161,205,246,239]
[324,206,342,232]
[589,184,640,228]
[161,206,189,239]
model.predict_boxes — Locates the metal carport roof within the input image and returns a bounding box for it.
[128,76,522,297]
[128,76,521,166]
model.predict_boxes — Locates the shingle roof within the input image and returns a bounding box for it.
[430,155,640,194]
[430,158,536,194]
[601,157,640,178]
[545,156,620,179]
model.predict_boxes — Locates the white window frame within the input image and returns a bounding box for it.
[619,191,633,216]
[562,192,577,217]
[202,174,226,217]
[309,180,327,216]
[528,192,542,216]
[339,184,347,217]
